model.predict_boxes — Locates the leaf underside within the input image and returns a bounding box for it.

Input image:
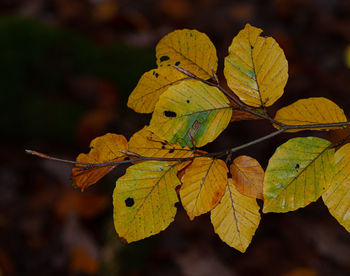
[230,155,264,200]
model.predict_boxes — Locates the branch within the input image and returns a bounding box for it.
[173,66,350,131]
[25,129,286,168]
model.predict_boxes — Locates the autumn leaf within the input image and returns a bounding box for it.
[210,179,261,253]
[127,67,189,113]
[149,79,232,148]
[128,126,194,170]
[55,190,108,219]
[72,133,128,191]
[345,45,350,69]
[113,161,180,243]
[70,246,99,275]
[274,97,347,132]
[180,157,228,219]
[224,24,288,107]
[263,137,334,213]
[230,155,264,199]
[323,144,350,232]
[156,29,218,79]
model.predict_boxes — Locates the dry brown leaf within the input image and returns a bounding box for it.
[72,133,128,191]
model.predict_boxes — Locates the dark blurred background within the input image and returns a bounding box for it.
[1,0,350,275]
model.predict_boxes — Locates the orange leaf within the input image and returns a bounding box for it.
[72,133,128,191]
[55,190,109,219]
[230,155,264,199]
[70,246,98,275]
[180,157,228,219]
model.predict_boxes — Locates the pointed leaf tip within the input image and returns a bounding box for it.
[211,179,261,252]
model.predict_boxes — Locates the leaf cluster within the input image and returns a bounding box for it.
[71,24,350,252]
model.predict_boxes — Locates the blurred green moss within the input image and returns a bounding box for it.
[0,16,154,142]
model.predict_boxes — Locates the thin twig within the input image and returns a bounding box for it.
[25,129,286,168]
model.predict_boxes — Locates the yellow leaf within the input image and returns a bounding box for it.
[210,179,261,253]
[149,80,232,148]
[72,133,128,191]
[263,137,334,213]
[128,126,194,170]
[127,67,189,113]
[113,161,180,242]
[274,97,347,132]
[323,144,350,232]
[230,155,264,199]
[156,29,217,79]
[345,44,350,68]
[224,24,288,107]
[180,157,228,219]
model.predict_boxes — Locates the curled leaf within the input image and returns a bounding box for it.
[180,157,228,219]
[149,80,232,148]
[211,179,261,253]
[72,133,128,191]
[224,24,288,107]
[323,144,350,232]
[263,137,334,213]
[274,97,347,132]
[230,155,264,199]
[156,29,218,79]
[113,161,180,242]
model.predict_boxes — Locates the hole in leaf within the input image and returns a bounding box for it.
[186,100,190,103]
[160,55,170,62]
[125,197,134,207]
[161,145,165,149]
[169,148,175,153]
[155,73,159,78]
[295,164,300,169]
[175,61,180,66]
[164,111,177,118]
